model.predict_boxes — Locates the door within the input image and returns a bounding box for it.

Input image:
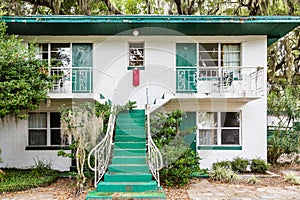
[72,43,93,93]
[176,43,197,93]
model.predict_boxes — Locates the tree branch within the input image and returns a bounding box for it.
[102,0,122,14]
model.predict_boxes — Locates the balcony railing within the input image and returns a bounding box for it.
[49,67,93,94]
[197,66,264,96]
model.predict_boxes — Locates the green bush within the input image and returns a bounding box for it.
[0,168,59,192]
[209,166,238,183]
[30,157,53,177]
[159,138,200,187]
[212,160,232,170]
[250,158,270,173]
[231,157,249,172]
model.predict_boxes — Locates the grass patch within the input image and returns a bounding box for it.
[0,168,59,192]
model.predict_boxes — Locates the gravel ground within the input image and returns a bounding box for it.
[0,164,299,200]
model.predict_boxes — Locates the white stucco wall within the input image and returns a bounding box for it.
[0,101,72,171]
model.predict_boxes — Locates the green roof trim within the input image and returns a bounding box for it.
[2,15,300,46]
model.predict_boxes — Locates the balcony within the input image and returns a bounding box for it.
[176,66,264,98]
[48,67,93,98]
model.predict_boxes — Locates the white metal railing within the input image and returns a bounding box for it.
[146,89,163,187]
[87,105,116,187]
[49,67,93,94]
[198,66,264,96]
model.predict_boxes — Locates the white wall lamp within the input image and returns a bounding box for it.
[132,28,139,36]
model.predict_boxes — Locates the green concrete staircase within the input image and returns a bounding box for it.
[86,109,166,199]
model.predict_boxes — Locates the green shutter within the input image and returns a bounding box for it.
[72,43,93,93]
[176,43,197,93]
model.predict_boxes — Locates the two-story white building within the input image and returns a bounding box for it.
[1,15,300,171]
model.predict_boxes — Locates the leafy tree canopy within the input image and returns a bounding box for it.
[0,20,52,119]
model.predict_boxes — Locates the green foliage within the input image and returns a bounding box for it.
[284,172,300,185]
[95,101,111,134]
[212,161,232,170]
[151,110,200,187]
[247,175,259,184]
[151,110,185,146]
[0,168,58,192]
[0,20,52,119]
[30,157,53,177]
[0,169,6,182]
[209,166,238,183]
[267,129,299,164]
[231,157,250,173]
[115,101,137,113]
[159,139,200,187]
[250,158,270,173]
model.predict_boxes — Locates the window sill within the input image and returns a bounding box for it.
[127,66,145,70]
[25,146,70,150]
[198,146,242,150]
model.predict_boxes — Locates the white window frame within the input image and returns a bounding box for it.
[28,112,67,147]
[128,42,145,67]
[197,111,242,147]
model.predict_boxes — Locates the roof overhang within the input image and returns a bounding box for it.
[2,15,300,46]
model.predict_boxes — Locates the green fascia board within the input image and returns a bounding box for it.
[198,146,242,150]
[2,15,300,46]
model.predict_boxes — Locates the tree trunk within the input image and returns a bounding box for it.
[102,0,122,14]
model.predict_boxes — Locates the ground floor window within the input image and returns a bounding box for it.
[198,111,241,146]
[28,112,68,146]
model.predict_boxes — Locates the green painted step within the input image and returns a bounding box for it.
[116,117,145,124]
[114,142,146,149]
[119,110,145,114]
[112,156,146,164]
[108,164,149,173]
[104,172,152,182]
[115,128,145,135]
[86,190,166,199]
[113,149,146,156]
[116,123,144,129]
[115,135,146,142]
[96,181,157,193]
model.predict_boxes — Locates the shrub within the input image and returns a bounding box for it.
[0,169,6,182]
[212,161,232,170]
[231,157,249,172]
[250,158,270,173]
[30,157,53,177]
[209,166,238,183]
[284,172,300,185]
[247,175,259,184]
[160,138,200,187]
[0,168,59,192]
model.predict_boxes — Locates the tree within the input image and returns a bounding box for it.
[59,102,103,194]
[0,20,52,119]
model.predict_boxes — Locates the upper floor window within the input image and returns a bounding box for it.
[199,43,240,68]
[198,111,241,146]
[35,43,71,68]
[129,42,144,67]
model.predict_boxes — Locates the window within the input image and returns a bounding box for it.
[35,43,93,93]
[28,112,67,146]
[198,43,240,78]
[129,43,144,67]
[198,112,241,146]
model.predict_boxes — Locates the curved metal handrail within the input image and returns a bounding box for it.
[87,105,116,187]
[146,104,164,187]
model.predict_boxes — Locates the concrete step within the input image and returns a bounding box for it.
[112,156,146,164]
[114,142,146,149]
[113,149,146,156]
[108,164,149,173]
[86,190,166,199]
[96,181,157,193]
[115,127,145,135]
[115,135,146,142]
[104,172,152,182]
